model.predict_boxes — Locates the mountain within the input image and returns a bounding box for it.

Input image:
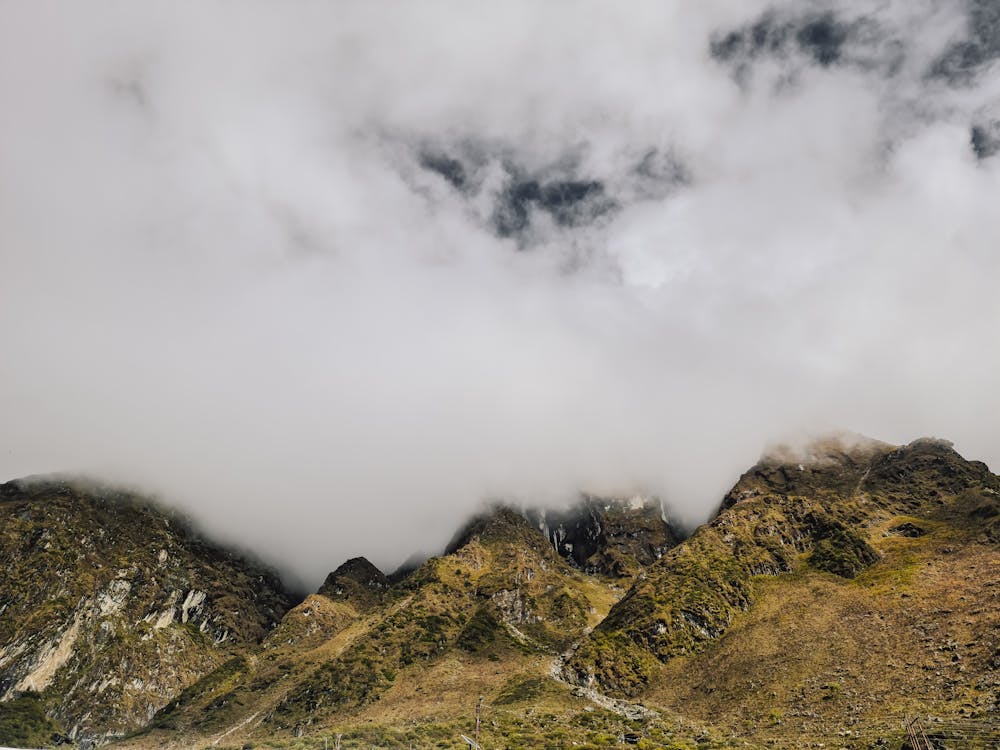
[0,478,298,748]
[136,506,630,747]
[1,436,998,749]
[317,557,390,611]
[563,436,1000,742]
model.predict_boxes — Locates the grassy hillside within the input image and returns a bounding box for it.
[127,508,628,748]
[560,437,1000,746]
[649,512,1000,745]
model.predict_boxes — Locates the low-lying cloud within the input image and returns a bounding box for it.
[2,1,999,589]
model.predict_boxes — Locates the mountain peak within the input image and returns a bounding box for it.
[759,431,894,467]
[526,495,682,577]
[327,556,385,583]
[566,435,1000,701]
[444,498,681,577]
[316,556,389,612]
[443,504,550,556]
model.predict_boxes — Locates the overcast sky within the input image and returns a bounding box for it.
[2,1,999,588]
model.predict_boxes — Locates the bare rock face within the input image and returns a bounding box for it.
[526,496,683,577]
[0,478,298,747]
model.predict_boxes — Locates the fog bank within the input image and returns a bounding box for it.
[2,1,999,588]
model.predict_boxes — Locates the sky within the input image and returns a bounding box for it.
[2,1,999,589]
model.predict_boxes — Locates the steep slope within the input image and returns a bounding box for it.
[563,436,1000,739]
[525,495,682,578]
[317,557,389,612]
[135,507,625,747]
[648,528,1000,745]
[0,478,298,747]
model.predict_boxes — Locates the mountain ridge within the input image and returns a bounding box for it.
[0,477,300,747]
[1,434,998,748]
[560,436,1000,741]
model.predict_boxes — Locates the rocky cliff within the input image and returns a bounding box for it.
[0,478,298,747]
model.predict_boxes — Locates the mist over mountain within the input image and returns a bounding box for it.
[3,435,997,748]
[2,0,1000,588]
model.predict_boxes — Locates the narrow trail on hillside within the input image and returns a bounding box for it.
[548,640,658,722]
[211,711,260,746]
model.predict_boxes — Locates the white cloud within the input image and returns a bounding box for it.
[1,1,998,588]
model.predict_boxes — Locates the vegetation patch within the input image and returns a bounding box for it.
[808,522,879,578]
[151,656,249,728]
[569,630,663,696]
[456,604,500,653]
[0,692,63,748]
[493,674,549,705]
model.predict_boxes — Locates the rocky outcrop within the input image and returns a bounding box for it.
[317,557,388,611]
[526,495,682,577]
[0,478,298,747]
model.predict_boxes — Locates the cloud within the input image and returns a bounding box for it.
[1,1,999,588]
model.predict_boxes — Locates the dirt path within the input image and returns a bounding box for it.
[548,641,658,722]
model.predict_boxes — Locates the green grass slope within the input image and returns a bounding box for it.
[561,436,1000,746]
